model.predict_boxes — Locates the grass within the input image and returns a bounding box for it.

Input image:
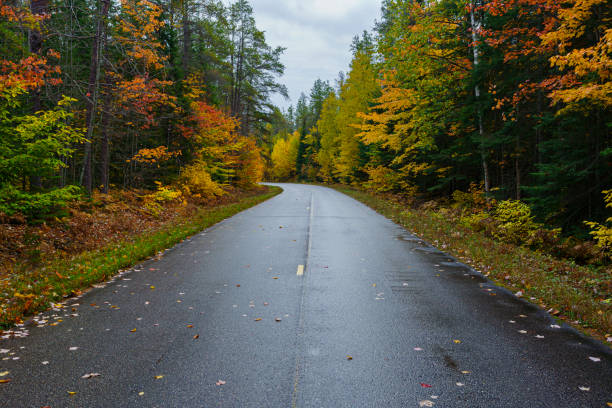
[0,186,282,328]
[333,185,611,344]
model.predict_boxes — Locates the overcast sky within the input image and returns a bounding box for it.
[248,0,382,110]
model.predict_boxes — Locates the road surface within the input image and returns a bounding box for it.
[0,183,610,407]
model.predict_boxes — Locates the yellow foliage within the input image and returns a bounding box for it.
[142,182,182,217]
[181,162,224,199]
[585,190,612,256]
[270,132,300,180]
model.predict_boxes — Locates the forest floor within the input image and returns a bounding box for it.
[0,185,281,328]
[332,185,612,346]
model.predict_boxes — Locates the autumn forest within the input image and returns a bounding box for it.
[0,0,610,328]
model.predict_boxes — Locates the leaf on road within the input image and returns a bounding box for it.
[193,334,200,339]
[275,318,282,322]
[155,375,164,380]
[42,361,49,365]
[419,401,435,407]
[535,335,544,339]
[187,325,193,328]
[236,284,240,287]
[67,391,76,395]
[216,380,226,386]
[588,357,600,362]
[0,349,9,354]
[0,379,10,384]
[255,318,262,321]
[420,383,432,388]
[69,347,79,351]
[81,373,101,379]
[414,347,423,351]
[138,392,144,396]
[518,330,527,334]
[263,302,269,306]
[150,286,155,290]
[461,371,470,374]
[130,329,137,333]
[272,277,279,280]
[509,320,516,324]
[453,340,461,344]
[550,324,561,329]
[578,386,590,391]
[0,371,9,377]
[347,355,353,360]
[456,382,464,387]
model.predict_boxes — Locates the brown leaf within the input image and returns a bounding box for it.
[216,380,226,386]
[254,318,262,321]
[193,334,200,339]
[0,379,11,384]
[346,355,353,360]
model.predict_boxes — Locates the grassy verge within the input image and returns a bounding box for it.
[333,185,611,344]
[1,186,282,327]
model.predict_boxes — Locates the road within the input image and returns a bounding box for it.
[0,183,610,407]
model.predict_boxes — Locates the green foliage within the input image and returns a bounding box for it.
[0,184,81,219]
[0,94,85,220]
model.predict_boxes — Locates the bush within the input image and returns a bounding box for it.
[181,162,224,200]
[142,182,183,217]
[0,184,81,221]
[493,200,541,245]
[584,189,612,258]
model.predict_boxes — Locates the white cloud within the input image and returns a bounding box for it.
[249,0,381,109]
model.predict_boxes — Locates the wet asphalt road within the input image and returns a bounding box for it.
[0,183,610,408]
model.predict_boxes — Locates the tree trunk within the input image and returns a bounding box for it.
[182,0,191,74]
[29,0,48,191]
[470,1,490,194]
[81,0,110,195]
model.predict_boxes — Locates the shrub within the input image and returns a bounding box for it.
[584,189,612,258]
[142,182,183,217]
[181,162,224,200]
[493,200,541,245]
[0,184,81,221]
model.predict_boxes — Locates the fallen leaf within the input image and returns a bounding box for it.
[155,375,164,380]
[456,382,464,387]
[420,383,432,388]
[216,380,226,386]
[255,318,262,321]
[275,318,282,322]
[347,355,353,360]
[606,403,612,407]
[0,379,10,384]
[535,335,544,339]
[588,357,601,362]
[372,284,376,287]
[419,401,435,407]
[578,386,590,392]
[518,330,527,334]
[42,361,49,365]
[272,277,279,280]
[130,329,137,333]
[193,334,200,339]
[67,391,76,395]
[81,373,101,379]
[236,284,240,287]
[187,325,193,328]
[414,347,423,351]
[453,340,461,344]
[0,371,8,377]
[138,392,144,396]
[461,371,470,374]
[150,286,155,290]
[69,347,79,351]
[550,324,561,329]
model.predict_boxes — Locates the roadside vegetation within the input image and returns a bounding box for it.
[335,185,611,343]
[0,186,281,328]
